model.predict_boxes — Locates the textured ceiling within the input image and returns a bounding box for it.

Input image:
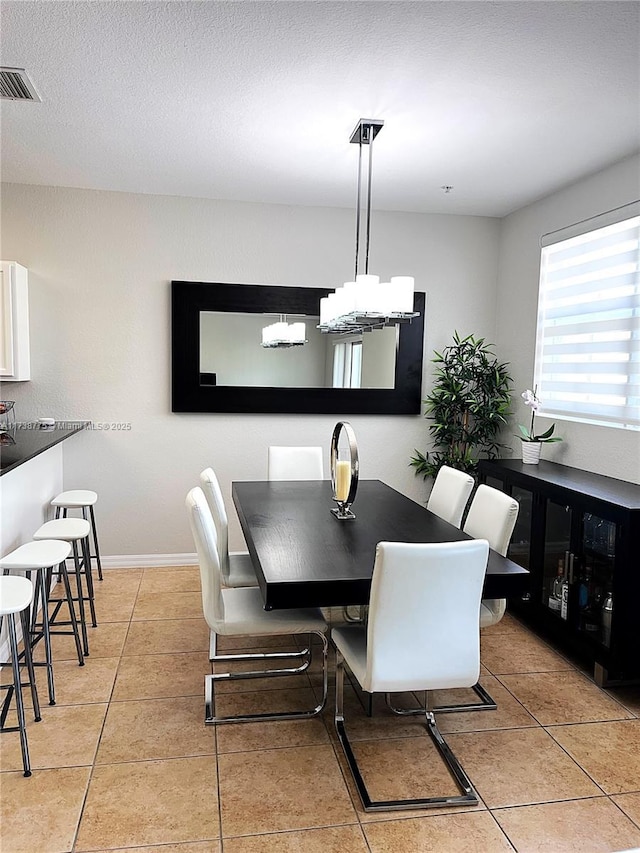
[1,1,639,216]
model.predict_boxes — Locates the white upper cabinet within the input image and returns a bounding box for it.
[0,261,31,381]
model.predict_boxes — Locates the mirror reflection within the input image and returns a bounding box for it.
[199,311,397,389]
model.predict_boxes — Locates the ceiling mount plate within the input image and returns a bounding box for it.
[349,118,384,145]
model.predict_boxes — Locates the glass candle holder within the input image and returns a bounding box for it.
[330,421,359,520]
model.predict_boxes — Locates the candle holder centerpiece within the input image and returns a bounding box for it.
[330,421,359,520]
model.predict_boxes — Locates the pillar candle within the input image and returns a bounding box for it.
[335,459,351,502]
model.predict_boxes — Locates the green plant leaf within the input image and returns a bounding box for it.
[534,424,556,440]
[412,332,513,481]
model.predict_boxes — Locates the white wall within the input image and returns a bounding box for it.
[0,183,501,557]
[361,326,397,389]
[495,154,640,484]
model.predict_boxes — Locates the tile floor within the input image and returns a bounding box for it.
[1,564,640,852]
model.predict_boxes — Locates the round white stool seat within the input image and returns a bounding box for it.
[0,540,72,571]
[33,518,91,542]
[0,575,34,616]
[51,490,98,508]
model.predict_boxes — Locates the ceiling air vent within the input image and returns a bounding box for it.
[0,67,41,102]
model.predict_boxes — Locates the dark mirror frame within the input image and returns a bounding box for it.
[171,281,425,414]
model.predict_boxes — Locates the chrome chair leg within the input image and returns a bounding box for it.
[335,652,479,812]
[205,631,328,725]
[385,681,497,716]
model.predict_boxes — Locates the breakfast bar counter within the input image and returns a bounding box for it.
[0,422,88,555]
[1,422,88,476]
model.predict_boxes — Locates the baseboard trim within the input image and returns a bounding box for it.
[101,553,198,569]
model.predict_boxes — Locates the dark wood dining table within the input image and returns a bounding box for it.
[232,479,530,610]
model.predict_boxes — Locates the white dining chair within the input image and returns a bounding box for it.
[199,468,259,659]
[464,484,519,629]
[199,468,257,590]
[267,446,324,481]
[426,465,475,528]
[332,538,489,811]
[386,483,520,717]
[186,486,328,725]
[445,483,519,712]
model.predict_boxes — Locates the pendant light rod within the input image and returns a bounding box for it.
[355,140,362,279]
[365,129,373,274]
[350,119,383,278]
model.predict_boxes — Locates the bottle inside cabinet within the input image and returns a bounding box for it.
[542,501,572,612]
[577,513,616,645]
[548,559,564,614]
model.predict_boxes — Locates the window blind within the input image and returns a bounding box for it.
[534,214,640,429]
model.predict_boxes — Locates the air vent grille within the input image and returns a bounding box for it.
[0,68,40,101]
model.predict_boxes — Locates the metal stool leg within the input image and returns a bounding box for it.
[71,544,90,656]
[20,608,42,722]
[58,560,85,666]
[46,560,86,667]
[24,568,56,705]
[86,505,103,581]
[37,567,56,705]
[8,610,32,776]
[80,536,97,628]
[56,504,104,583]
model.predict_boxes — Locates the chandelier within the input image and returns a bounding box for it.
[261,316,307,348]
[318,119,419,334]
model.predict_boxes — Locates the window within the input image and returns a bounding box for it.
[332,339,362,388]
[534,213,640,430]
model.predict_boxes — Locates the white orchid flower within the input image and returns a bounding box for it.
[522,389,541,410]
[517,385,561,445]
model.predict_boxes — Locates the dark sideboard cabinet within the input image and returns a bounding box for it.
[478,459,640,686]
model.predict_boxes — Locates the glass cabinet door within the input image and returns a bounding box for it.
[484,475,505,492]
[508,486,533,571]
[543,501,572,619]
[577,513,616,647]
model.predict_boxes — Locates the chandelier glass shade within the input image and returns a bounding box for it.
[261,319,306,348]
[318,119,419,335]
[319,274,416,332]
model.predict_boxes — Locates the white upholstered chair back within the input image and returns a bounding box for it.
[199,468,230,580]
[463,484,519,557]
[426,466,475,528]
[364,539,489,693]
[267,446,324,481]
[463,484,519,629]
[186,487,225,629]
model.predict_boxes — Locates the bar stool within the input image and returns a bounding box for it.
[51,490,103,581]
[0,575,41,776]
[0,540,84,707]
[33,518,96,657]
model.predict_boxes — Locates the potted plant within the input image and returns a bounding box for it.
[517,387,562,464]
[411,332,513,479]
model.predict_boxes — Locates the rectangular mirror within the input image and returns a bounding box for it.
[172,281,425,414]
[199,310,398,389]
